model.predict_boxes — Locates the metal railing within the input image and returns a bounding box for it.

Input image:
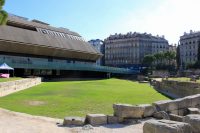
[0,60,139,74]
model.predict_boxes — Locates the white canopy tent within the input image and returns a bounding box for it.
[0,63,14,77]
[0,63,14,70]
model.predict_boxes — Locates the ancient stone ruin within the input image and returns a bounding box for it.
[153,79,200,98]
[63,93,200,133]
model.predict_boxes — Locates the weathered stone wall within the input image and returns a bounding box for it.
[154,80,200,98]
[63,94,200,126]
[0,78,42,97]
[153,94,200,116]
[151,70,169,78]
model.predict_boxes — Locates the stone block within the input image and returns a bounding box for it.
[175,97,192,109]
[107,115,123,124]
[141,104,156,117]
[143,120,192,133]
[155,98,192,114]
[195,104,200,109]
[113,104,156,118]
[183,114,200,133]
[153,111,170,120]
[187,94,200,107]
[153,100,173,112]
[63,117,85,126]
[113,104,146,118]
[86,114,107,126]
[178,108,188,116]
[169,110,179,115]
[187,108,200,114]
[169,114,183,122]
[167,100,179,111]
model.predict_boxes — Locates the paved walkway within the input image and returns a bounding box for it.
[0,108,147,133]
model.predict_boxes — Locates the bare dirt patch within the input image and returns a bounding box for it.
[26,100,47,106]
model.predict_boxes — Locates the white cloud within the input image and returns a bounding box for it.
[109,0,200,44]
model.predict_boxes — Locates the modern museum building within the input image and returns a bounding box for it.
[0,14,131,77]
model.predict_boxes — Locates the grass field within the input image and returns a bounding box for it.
[0,77,22,82]
[0,79,169,118]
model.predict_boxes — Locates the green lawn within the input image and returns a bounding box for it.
[0,79,169,118]
[0,77,22,82]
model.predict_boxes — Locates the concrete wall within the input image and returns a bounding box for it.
[154,80,200,98]
[0,78,42,97]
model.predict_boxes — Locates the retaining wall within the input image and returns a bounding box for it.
[0,78,42,97]
[154,80,200,98]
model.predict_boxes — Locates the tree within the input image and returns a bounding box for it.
[0,0,5,9]
[164,51,176,65]
[154,52,165,64]
[0,0,7,25]
[143,54,155,66]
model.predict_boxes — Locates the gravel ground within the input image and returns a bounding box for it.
[0,108,148,133]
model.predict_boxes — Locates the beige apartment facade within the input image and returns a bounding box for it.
[179,30,200,66]
[104,32,169,69]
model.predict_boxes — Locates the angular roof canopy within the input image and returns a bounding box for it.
[0,15,102,61]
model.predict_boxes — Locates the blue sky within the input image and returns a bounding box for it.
[4,0,200,43]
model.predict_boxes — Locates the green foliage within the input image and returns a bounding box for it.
[154,52,165,62]
[0,0,7,25]
[143,54,155,65]
[143,51,177,70]
[187,61,200,69]
[164,51,176,60]
[0,79,169,118]
[0,0,5,8]
[0,10,7,25]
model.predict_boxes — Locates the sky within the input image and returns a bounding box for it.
[3,0,200,44]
